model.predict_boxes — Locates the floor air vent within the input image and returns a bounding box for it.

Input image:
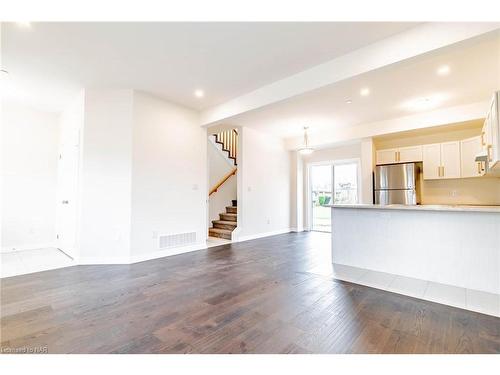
[158,232,196,249]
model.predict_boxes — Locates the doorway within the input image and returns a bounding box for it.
[308,159,361,232]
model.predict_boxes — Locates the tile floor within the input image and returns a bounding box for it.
[332,263,500,317]
[1,248,74,278]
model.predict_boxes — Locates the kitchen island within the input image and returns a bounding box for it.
[328,204,500,295]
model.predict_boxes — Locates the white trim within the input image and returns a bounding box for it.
[78,242,208,265]
[1,242,57,253]
[236,228,292,243]
[130,242,207,264]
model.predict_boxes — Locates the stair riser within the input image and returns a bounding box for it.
[209,230,232,240]
[226,206,237,214]
[213,222,236,230]
[219,214,237,222]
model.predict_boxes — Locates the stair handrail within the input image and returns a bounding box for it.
[213,129,238,165]
[209,167,237,196]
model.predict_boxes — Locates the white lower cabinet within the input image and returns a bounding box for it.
[423,141,461,180]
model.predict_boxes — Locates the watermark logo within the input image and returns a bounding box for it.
[0,346,48,354]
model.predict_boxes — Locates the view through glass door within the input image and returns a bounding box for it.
[310,161,359,232]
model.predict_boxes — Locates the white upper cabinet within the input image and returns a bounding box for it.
[440,141,461,179]
[461,136,484,178]
[486,92,500,170]
[376,146,422,165]
[376,148,398,165]
[422,141,460,180]
[422,143,441,179]
[398,145,423,163]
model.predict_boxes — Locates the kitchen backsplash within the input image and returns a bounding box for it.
[420,176,500,205]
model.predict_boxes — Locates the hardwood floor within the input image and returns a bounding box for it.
[1,232,500,354]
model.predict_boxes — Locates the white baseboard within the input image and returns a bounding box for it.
[290,227,305,232]
[77,242,208,265]
[1,242,56,254]
[130,242,207,264]
[236,228,292,243]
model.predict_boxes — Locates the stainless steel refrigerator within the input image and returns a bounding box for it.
[374,163,421,205]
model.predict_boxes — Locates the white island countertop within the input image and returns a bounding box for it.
[326,203,500,213]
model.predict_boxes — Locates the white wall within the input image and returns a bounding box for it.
[130,91,207,259]
[1,101,59,251]
[78,89,134,262]
[208,138,236,226]
[237,127,291,240]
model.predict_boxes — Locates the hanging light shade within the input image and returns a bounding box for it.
[298,126,314,155]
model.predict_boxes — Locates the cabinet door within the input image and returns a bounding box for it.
[460,136,483,178]
[441,141,461,179]
[376,148,398,165]
[422,143,441,180]
[398,145,423,163]
[489,92,499,168]
[481,119,491,150]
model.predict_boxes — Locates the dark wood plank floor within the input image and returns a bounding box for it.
[1,232,500,354]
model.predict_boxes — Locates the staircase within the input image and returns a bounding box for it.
[209,129,238,240]
[209,200,237,240]
[213,129,238,165]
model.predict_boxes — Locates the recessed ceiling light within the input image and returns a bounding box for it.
[402,94,447,111]
[437,65,450,76]
[345,99,352,104]
[360,88,370,97]
[16,22,31,28]
[194,89,204,98]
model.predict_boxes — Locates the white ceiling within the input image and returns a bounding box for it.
[225,30,500,139]
[1,22,419,112]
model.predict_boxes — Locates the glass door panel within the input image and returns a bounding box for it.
[333,163,359,204]
[310,165,332,232]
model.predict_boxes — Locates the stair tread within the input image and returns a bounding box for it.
[221,213,237,217]
[209,228,233,234]
[212,220,237,225]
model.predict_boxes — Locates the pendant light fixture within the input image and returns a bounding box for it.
[298,126,314,155]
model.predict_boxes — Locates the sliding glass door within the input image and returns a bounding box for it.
[310,160,360,232]
[310,165,333,232]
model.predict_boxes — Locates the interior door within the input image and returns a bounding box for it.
[55,136,80,258]
[441,141,461,179]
